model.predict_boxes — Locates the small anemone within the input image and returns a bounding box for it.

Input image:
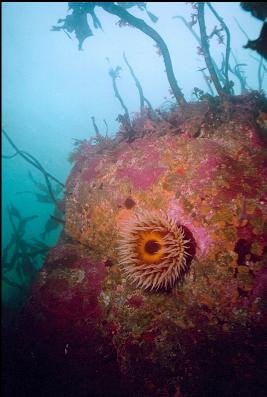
[117,210,195,291]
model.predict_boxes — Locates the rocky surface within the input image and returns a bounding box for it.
[15,94,267,397]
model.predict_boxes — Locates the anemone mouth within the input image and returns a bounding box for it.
[144,239,161,255]
[138,231,164,264]
[118,211,196,291]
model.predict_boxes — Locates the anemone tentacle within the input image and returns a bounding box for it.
[117,211,192,291]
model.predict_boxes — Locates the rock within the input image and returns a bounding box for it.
[17,95,267,397]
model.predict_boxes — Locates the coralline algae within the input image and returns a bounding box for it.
[18,96,267,397]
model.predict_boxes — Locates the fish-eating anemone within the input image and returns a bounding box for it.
[117,211,195,291]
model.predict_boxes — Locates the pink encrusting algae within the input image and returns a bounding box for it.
[18,94,267,397]
[167,201,212,255]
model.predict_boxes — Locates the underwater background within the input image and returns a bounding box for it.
[2,2,267,397]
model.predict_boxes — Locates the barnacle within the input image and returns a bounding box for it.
[118,211,193,291]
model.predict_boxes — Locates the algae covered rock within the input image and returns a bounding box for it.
[19,95,267,397]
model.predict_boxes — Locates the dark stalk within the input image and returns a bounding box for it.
[22,151,60,209]
[2,275,28,292]
[207,2,231,92]
[123,52,155,116]
[96,2,186,105]
[2,128,65,212]
[197,3,225,97]
[50,215,65,225]
[173,15,225,89]
[109,67,131,125]
[91,116,100,135]
[123,52,145,111]
[252,56,266,91]
[2,129,64,187]
[2,152,18,159]
[258,57,265,90]
[103,119,108,137]
[234,17,249,40]
[201,70,215,95]
[230,52,248,93]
